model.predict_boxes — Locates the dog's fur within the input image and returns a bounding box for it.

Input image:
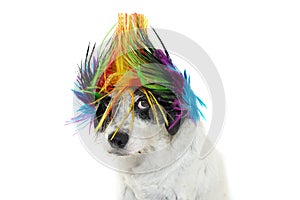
[94,88,229,200]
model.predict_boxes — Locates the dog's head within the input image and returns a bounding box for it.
[71,13,205,161]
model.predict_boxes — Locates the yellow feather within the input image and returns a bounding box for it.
[142,89,159,124]
[148,91,169,126]
[128,89,135,134]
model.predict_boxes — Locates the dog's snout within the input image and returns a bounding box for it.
[108,132,129,148]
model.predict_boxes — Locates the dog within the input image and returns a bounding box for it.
[92,87,229,200]
[72,13,229,200]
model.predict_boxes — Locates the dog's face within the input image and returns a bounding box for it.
[94,86,183,156]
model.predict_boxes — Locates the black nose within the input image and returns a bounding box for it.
[108,132,129,148]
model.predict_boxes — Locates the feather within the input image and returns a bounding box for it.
[70,13,206,135]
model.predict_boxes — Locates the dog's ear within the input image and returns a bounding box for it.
[164,99,183,135]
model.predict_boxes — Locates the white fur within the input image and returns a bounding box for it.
[97,91,229,200]
[118,123,229,200]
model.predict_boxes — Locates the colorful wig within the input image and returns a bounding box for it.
[70,13,206,138]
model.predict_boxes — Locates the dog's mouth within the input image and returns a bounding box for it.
[107,149,130,156]
[108,149,144,156]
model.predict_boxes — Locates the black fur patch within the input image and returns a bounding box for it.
[134,86,184,135]
[94,95,111,132]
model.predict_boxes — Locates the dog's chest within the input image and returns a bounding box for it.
[122,152,205,200]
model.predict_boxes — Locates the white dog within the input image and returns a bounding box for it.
[92,89,229,200]
[72,13,229,200]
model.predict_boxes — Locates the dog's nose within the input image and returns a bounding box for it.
[108,132,129,148]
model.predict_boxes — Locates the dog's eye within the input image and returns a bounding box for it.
[137,100,149,110]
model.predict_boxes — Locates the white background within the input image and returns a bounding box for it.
[1,0,300,199]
